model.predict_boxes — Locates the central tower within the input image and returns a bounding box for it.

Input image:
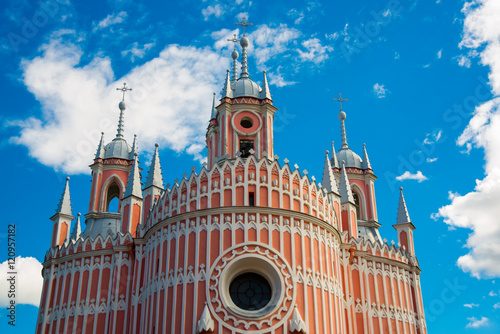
[207,24,276,168]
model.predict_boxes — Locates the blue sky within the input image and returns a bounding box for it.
[1,0,500,332]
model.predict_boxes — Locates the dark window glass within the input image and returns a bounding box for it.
[229,273,271,311]
[240,139,254,158]
[249,192,255,206]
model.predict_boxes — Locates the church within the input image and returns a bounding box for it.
[36,21,427,334]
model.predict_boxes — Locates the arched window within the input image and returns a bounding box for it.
[352,192,362,220]
[105,183,121,212]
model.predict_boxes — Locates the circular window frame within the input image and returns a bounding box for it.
[240,117,254,129]
[231,110,262,136]
[219,255,284,319]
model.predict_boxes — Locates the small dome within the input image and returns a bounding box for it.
[338,111,346,120]
[232,77,262,98]
[337,148,363,169]
[232,49,239,60]
[104,138,132,159]
[119,101,126,110]
[240,36,249,47]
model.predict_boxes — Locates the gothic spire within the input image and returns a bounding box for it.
[55,177,73,216]
[330,141,339,168]
[70,213,82,241]
[261,71,272,100]
[95,132,105,159]
[123,154,143,199]
[130,134,138,159]
[333,93,349,149]
[322,150,338,193]
[361,143,372,169]
[228,34,240,83]
[144,144,164,189]
[115,83,132,139]
[396,187,411,224]
[222,69,232,98]
[339,161,355,204]
[235,17,253,78]
[210,93,217,120]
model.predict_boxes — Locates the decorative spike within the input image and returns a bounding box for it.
[116,102,126,138]
[196,303,214,333]
[232,50,239,82]
[322,150,338,193]
[70,213,82,241]
[396,187,411,224]
[144,144,164,189]
[261,70,272,99]
[55,177,73,216]
[210,93,217,120]
[123,154,143,199]
[330,141,339,168]
[129,134,138,159]
[339,110,349,149]
[95,132,105,159]
[339,161,355,204]
[221,69,233,98]
[289,306,307,333]
[362,143,372,169]
[240,36,250,78]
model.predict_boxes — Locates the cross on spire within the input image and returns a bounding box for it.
[235,17,253,36]
[116,82,132,101]
[227,34,239,46]
[333,93,348,111]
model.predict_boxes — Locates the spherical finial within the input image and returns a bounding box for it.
[66,177,70,181]
[155,143,159,148]
[119,101,126,111]
[338,110,346,120]
[399,187,403,191]
[240,36,249,47]
[341,160,346,166]
[325,150,329,155]
[77,213,81,217]
[232,49,239,60]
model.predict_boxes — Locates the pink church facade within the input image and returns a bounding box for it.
[37,32,427,334]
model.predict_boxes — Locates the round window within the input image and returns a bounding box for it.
[229,273,272,311]
[240,117,253,129]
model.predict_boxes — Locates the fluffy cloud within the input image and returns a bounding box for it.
[297,38,332,64]
[121,42,155,62]
[373,83,389,98]
[202,5,224,21]
[0,257,43,307]
[249,24,301,65]
[396,171,428,182]
[466,316,489,328]
[435,0,500,279]
[9,36,227,174]
[437,49,443,59]
[464,303,479,308]
[92,11,127,32]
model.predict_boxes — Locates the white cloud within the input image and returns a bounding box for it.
[121,42,155,62]
[489,290,498,296]
[394,52,400,59]
[288,9,305,24]
[92,11,127,32]
[427,157,438,162]
[236,12,248,21]
[435,0,500,279]
[202,4,224,21]
[437,49,443,58]
[464,303,480,308]
[396,171,428,182]
[466,316,490,328]
[0,257,43,307]
[8,37,227,174]
[423,130,442,144]
[373,83,389,98]
[494,302,500,309]
[456,54,472,68]
[249,24,301,65]
[297,38,332,64]
[268,70,296,87]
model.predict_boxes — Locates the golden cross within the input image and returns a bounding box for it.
[227,34,239,47]
[116,82,132,101]
[333,93,348,111]
[235,17,253,36]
